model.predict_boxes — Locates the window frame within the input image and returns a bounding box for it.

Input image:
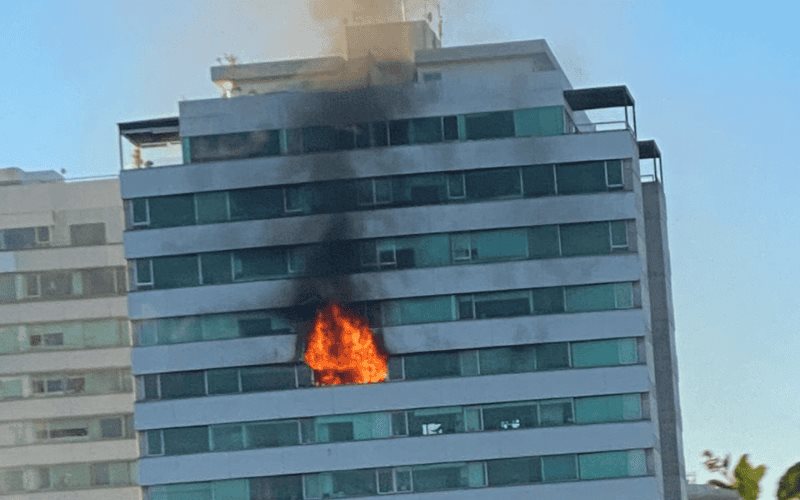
[133,259,155,290]
[129,199,151,228]
[605,160,625,190]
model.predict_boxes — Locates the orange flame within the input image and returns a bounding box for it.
[304,303,388,386]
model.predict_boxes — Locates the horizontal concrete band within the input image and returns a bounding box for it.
[0,347,132,376]
[0,244,125,273]
[127,253,643,319]
[134,364,652,429]
[5,487,142,500]
[139,420,656,484]
[0,297,128,326]
[131,309,647,375]
[0,438,139,468]
[123,191,637,258]
[121,131,637,198]
[0,393,134,423]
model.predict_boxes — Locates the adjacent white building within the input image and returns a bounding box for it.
[120,9,685,500]
[0,169,139,499]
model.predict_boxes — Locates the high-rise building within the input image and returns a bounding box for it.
[0,169,139,499]
[120,13,685,500]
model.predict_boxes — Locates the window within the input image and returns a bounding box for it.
[148,194,195,228]
[190,130,280,162]
[606,160,624,189]
[513,106,565,137]
[211,424,244,451]
[413,462,484,492]
[539,400,574,426]
[240,365,296,392]
[421,72,442,82]
[233,248,287,280]
[200,252,232,285]
[377,468,412,493]
[446,173,465,199]
[572,338,639,367]
[370,122,389,147]
[207,369,240,395]
[560,222,612,256]
[0,275,17,302]
[100,417,124,438]
[408,407,465,436]
[404,351,462,379]
[542,455,577,481]
[382,296,454,326]
[229,186,284,220]
[134,260,154,289]
[163,426,209,455]
[159,371,206,399]
[464,111,515,140]
[482,402,538,431]
[487,457,542,486]
[146,429,164,456]
[357,178,393,207]
[195,192,229,224]
[523,164,556,197]
[479,345,536,375]
[565,283,632,312]
[131,199,150,227]
[443,116,459,141]
[152,255,199,289]
[536,342,570,370]
[610,221,629,250]
[531,286,565,314]
[302,126,338,153]
[69,223,106,246]
[579,450,647,479]
[24,275,41,298]
[469,290,531,319]
[389,120,411,145]
[284,185,312,214]
[575,394,642,424]
[30,332,64,348]
[557,161,608,195]
[465,168,521,200]
[411,117,443,144]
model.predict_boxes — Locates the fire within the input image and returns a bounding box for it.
[304,303,388,386]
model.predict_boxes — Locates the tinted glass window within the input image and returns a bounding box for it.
[196,192,229,224]
[229,187,283,221]
[542,455,577,481]
[160,372,205,399]
[69,223,106,246]
[523,165,556,197]
[412,117,443,144]
[487,457,542,485]
[479,345,536,375]
[560,222,610,256]
[152,255,199,288]
[163,426,209,455]
[404,352,461,379]
[149,195,195,228]
[464,111,515,140]
[557,162,607,194]
[465,169,521,200]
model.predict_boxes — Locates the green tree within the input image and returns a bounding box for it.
[778,462,800,500]
[703,451,766,500]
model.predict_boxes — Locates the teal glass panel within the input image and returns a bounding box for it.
[579,451,632,480]
[443,115,459,140]
[152,255,199,289]
[531,287,565,314]
[233,249,287,280]
[522,164,556,196]
[229,187,284,221]
[195,192,228,224]
[482,402,538,431]
[411,117,443,144]
[212,479,249,500]
[392,173,447,206]
[536,343,570,370]
[464,111,515,140]
[240,365,296,392]
[389,120,411,145]
[575,394,642,424]
[0,326,20,353]
[464,168,521,199]
[211,425,244,451]
[565,284,616,312]
[404,351,462,379]
[560,222,611,256]
[542,455,578,481]
[513,106,564,137]
[207,368,239,395]
[162,426,209,455]
[146,430,163,455]
[407,407,465,436]
[470,229,528,261]
[556,161,607,194]
[473,290,530,319]
[487,457,542,485]
[160,371,205,399]
[0,379,23,399]
[397,234,450,268]
[132,198,149,224]
[382,296,453,326]
[615,282,634,308]
[610,220,628,248]
[189,130,280,163]
[479,345,536,375]
[148,483,213,500]
[157,316,202,344]
[413,463,474,492]
[302,126,338,153]
[606,160,624,186]
[200,252,232,285]
[539,400,573,426]
[245,421,300,448]
[148,195,195,228]
[526,225,560,259]
[572,338,638,367]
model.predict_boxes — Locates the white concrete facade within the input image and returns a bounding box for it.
[121,33,683,500]
[0,173,139,499]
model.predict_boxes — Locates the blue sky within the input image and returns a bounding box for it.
[1,0,798,495]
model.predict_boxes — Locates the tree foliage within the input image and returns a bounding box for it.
[778,462,800,500]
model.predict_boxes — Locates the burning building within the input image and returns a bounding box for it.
[120,3,685,499]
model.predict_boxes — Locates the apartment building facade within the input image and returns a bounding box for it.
[0,169,139,499]
[120,18,685,500]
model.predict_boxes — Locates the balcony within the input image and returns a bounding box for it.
[564,85,637,135]
[118,117,182,170]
